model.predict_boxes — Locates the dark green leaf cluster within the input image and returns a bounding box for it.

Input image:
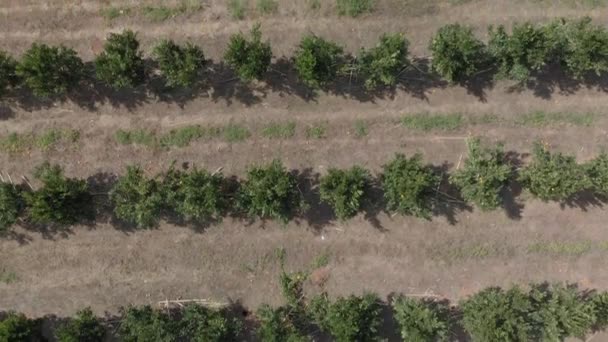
[111,166,164,228]
[55,308,105,342]
[294,35,344,88]
[257,305,308,342]
[430,24,487,83]
[95,30,145,89]
[0,312,40,342]
[450,138,512,210]
[224,24,272,81]
[0,51,17,95]
[0,183,21,233]
[392,296,450,342]
[585,152,608,196]
[381,153,439,218]
[153,40,205,88]
[358,33,409,89]
[16,44,83,97]
[319,166,369,220]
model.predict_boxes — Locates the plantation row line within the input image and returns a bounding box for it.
[1,17,608,99]
[3,274,608,342]
[1,139,607,231]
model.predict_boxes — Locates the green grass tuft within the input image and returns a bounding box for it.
[306,122,328,139]
[336,0,374,17]
[401,113,463,131]
[115,129,157,147]
[257,0,278,14]
[527,240,593,257]
[223,123,251,142]
[100,7,131,20]
[262,121,296,139]
[354,120,368,138]
[518,111,596,127]
[228,0,247,19]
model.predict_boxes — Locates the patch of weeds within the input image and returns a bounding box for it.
[400,0,438,17]
[311,251,331,268]
[306,122,328,139]
[36,129,63,151]
[430,242,513,263]
[0,268,17,284]
[142,1,202,21]
[222,123,251,142]
[517,111,596,127]
[257,0,278,14]
[468,113,500,125]
[527,240,593,257]
[100,6,131,20]
[309,0,321,10]
[336,0,374,17]
[0,129,80,153]
[228,0,247,19]
[401,113,463,131]
[262,121,296,139]
[275,247,287,267]
[160,125,204,147]
[115,129,157,147]
[354,119,368,138]
[0,133,31,153]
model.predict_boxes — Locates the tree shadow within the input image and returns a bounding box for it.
[501,151,528,220]
[361,177,386,231]
[0,102,14,120]
[297,168,334,232]
[561,191,607,212]
[431,162,472,225]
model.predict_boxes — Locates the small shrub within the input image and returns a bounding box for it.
[392,296,450,342]
[0,312,37,342]
[450,138,512,210]
[237,160,302,222]
[118,306,178,342]
[430,24,487,82]
[56,308,105,342]
[111,166,163,228]
[336,0,373,17]
[0,183,21,233]
[16,44,84,97]
[381,154,440,218]
[357,33,409,89]
[319,166,370,220]
[154,40,205,88]
[294,35,344,88]
[0,51,17,95]
[179,304,241,342]
[95,30,145,89]
[257,0,278,14]
[24,163,92,225]
[224,24,272,81]
[586,152,608,195]
[518,142,589,201]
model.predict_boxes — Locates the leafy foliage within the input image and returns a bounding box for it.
[153,40,205,88]
[392,296,450,342]
[224,24,272,81]
[381,154,439,218]
[450,138,512,210]
[357,33,409,89]
[161,166,228,223]
[179,304,241,342]
[0,183,21,233]
[257,305,308,342]
[591,291,608,329]
[16,44,84,97]
[56,308,105,342]
[118,306,177,342]
[519,142,589,201]
[585,152,608,196]
[0,51,17,95]
[95,30,145,89]
[319,166,369,220]
[0,312,38,342]
[24,163,92,225]
[111,166,163,228]
[430,24,487,82]
[336,0,373,17]
[294,35,344,88]
[237,160,302,222]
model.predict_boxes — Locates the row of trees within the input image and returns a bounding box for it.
[3,276,608,341]
[1,17,607,98]
[0,140,606,231]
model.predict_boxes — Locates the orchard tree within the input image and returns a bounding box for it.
[294,35,344,88]
[518,142,589,201]
[319,166,369,220]
[224,24,272,81]
[95,30,145,89]
[0,182,21,233]
[381,153,439,218]
[111,166,163,228]
[179,304,241,342]
[257,305,308,342]
[0,312,38,342]
[392,296,450,342]
[357,33,410,89]
[24,162,92,225]
[237,159,302,223]
[591,291,608,330]
[161,166,229,223]
[153,40,205,88]
[430,24,487,83]
[16,43,84,97]
[55,308,105,342]
[118,306,178,342]
[555,17,608,78]
[586,153,608,196]
[450,138,512,210]
[0,51,18,96]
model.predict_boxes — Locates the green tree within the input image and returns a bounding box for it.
[357,33,409,89]
[0,51,18,96]
[0,312,37,342]
[111,166,163,228]
[16,43,84,97]
[153,40,205,88]
[237,159,302,223]
[224,24,272,81]
[179,304,241,342]
[392,296,450,342]
[24,163,92,225]
[95,30,145,89]
[161,167,228,223]
[257,305,308,342]
[430,24,487,83]
[319,166,369,220]
[56,308,105,342]
[0,183,21,233]
[118,306,178,342]
[591,291,608,330]
[381,153,439,218]
[585,152,608,196]
[450,138,512,210]
[294,35,344,88]
[519,142,589,201]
